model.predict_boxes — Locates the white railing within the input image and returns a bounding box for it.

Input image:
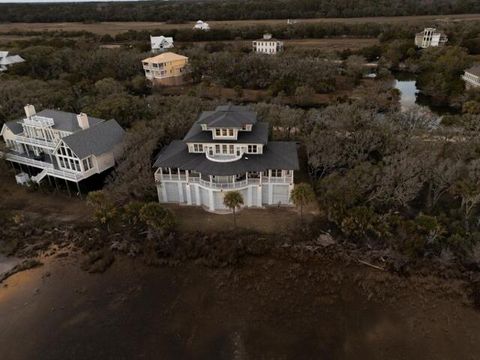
[4,152,89,182]
[198,178,250,189]
[46,167,87,182]
[4,152,54,169]
[24,115,54,127]
[205,152,243,163]
[268,176,293,184]
[155,173,187,182]
[14,134,58,149]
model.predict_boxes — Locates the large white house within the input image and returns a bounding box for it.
[0,51,25,72]
[150,35,174,53]
[153,105,299,213]
[414,28,448,48]
[193,20,210,31]
[252,34,284,55]
[463,65,480,89]
[1,105,125,191]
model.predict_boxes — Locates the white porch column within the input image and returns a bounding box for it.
[186,184,192,205]
[208,189,215,211]
[156,184,163,203]
[178,182,184,203]
[195,185,201,206]
[161,183,167,203]
[257,185,262,206]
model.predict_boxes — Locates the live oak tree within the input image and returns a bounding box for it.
[223,191,244,228]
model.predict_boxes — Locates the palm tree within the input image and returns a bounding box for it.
[223,191,244,228]
[290,183,315,222]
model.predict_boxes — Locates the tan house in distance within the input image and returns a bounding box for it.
[142,52,188,86]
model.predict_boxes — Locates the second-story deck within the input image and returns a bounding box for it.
[155,170,293,190]
[1,150,94,183]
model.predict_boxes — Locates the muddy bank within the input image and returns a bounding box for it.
[1,250,479,360]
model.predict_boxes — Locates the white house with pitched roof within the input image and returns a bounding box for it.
[0,51,25,72]
[153,105,299,212]
[150,35,174,53]
[0,105,125,191]
[193,20,210,31]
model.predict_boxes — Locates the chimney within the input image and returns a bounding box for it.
[24,104,36,118]
[77,113,90,130]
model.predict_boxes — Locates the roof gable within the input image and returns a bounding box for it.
[151,36,174,49]
[62,120,125,159]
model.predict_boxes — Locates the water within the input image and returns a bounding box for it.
[393,72,458,115]
[394,78,418,111]
[0,254,20,274]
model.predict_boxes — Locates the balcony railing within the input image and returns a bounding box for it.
[14,134,58,149]
[3,151,91,182]
[155,171,294,189]
[205,152,243,163]
[24,115,55,127]
[3,152,54,169]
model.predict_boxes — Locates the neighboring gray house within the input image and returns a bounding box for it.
[463,65,480,89]
[1,105,125,191]
[153,104,299,213]
[0,51,25,72]
[150,35,174,53]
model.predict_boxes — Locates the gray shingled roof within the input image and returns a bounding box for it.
[197,104,257,128]
[153,140,299,176]
[36,109,103,132]
[466,65,480,77]
[3,119,23,134]
[62,120,125,159]
[184,122,269,144]
[3,109,106,136]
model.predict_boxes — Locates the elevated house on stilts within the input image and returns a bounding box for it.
[0,105,125,195]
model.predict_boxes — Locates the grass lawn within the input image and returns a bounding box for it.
[165,204,318,234]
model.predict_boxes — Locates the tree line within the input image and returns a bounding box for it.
[1,0,480,23]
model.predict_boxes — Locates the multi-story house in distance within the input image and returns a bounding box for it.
[0,51,25,72]
[463,65,480,89]
[415,28,448,48]
[142,52,189,86]
[252,33,284,55]
[153,105,299,212]
[150,35,174,53]
[0,105,125,192]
